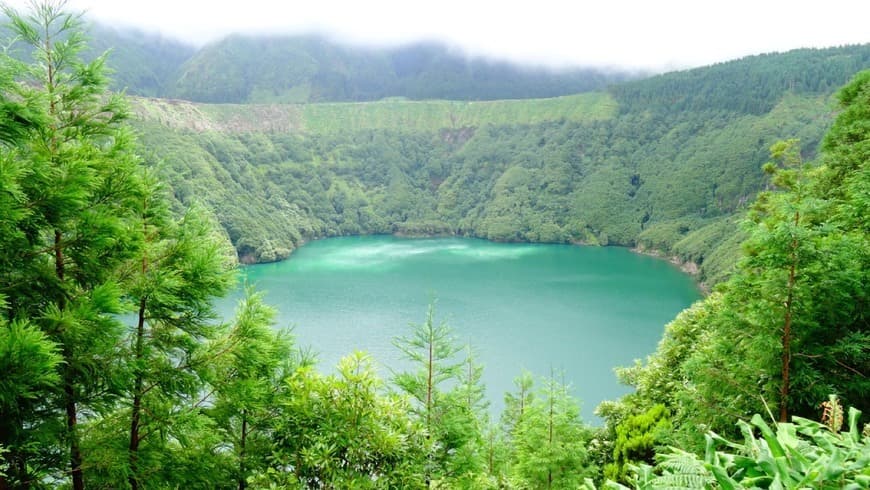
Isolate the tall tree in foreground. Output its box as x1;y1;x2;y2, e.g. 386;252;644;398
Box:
0;2;143;488
207;288;295;490
118;170;234;489
393;304;490;487
510;372;596;489
738;138;820;422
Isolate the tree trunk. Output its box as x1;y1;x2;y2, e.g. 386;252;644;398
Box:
780;267;794;423
779;211;799;423
426;333;433;432
238;409;248;490
547;380;554;489
128;298;147;490
56;230;84;490
487;431;494;475
65;365;84;490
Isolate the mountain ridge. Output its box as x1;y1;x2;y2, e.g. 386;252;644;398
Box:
86;25;637;103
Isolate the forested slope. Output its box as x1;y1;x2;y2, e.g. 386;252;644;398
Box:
84;24;196;97
131;43;870;285
595;70;869;488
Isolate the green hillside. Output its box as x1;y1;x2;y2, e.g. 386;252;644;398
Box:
611;46;870;115
85;24;196;97
127;44;870;286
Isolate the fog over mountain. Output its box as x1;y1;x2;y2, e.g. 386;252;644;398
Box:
76;24;641;102
4;0;869;70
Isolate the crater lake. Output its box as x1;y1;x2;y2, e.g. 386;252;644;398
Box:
215;236;701;420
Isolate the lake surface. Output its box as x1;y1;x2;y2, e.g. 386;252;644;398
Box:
215;236;700;421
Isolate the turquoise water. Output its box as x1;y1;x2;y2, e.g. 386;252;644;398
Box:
215;236;700;421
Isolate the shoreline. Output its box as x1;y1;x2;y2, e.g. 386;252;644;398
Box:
237;232;710;293
629;244;709;294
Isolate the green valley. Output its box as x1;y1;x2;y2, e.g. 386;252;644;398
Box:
130;44;870;285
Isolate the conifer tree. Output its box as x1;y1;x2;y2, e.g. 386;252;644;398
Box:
440;344;489;486
0;2;143;487
207;288;294;490
502;369;535;439
511;372;596;489
118;169;234;489
393;303;488;486
740;138;819;421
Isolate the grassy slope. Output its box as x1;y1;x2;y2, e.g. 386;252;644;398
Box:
133;92;616;133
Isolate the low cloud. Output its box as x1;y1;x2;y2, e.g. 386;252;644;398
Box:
4;0;869;71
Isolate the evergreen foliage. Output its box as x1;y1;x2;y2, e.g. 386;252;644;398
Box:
118;171;235;489
601;70;870;468
509;373;597;488
0;3;143;487
610;45;870;115
393;304;492;487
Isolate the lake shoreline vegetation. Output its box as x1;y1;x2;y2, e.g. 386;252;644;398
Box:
0;2;867;488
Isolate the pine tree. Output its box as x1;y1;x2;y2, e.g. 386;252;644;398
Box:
0;2;143;487
119;170;234;489
394;303;487;486
742;138;819;421
207;287;294;490
502;369;535;439
440;344;489;486
510;372;596;489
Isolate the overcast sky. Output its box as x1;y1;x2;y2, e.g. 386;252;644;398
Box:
5;0;869;70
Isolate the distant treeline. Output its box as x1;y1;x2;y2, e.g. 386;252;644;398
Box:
610;45;870;115
79;25;634;103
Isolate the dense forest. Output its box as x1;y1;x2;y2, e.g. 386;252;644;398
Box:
0;2;868;489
